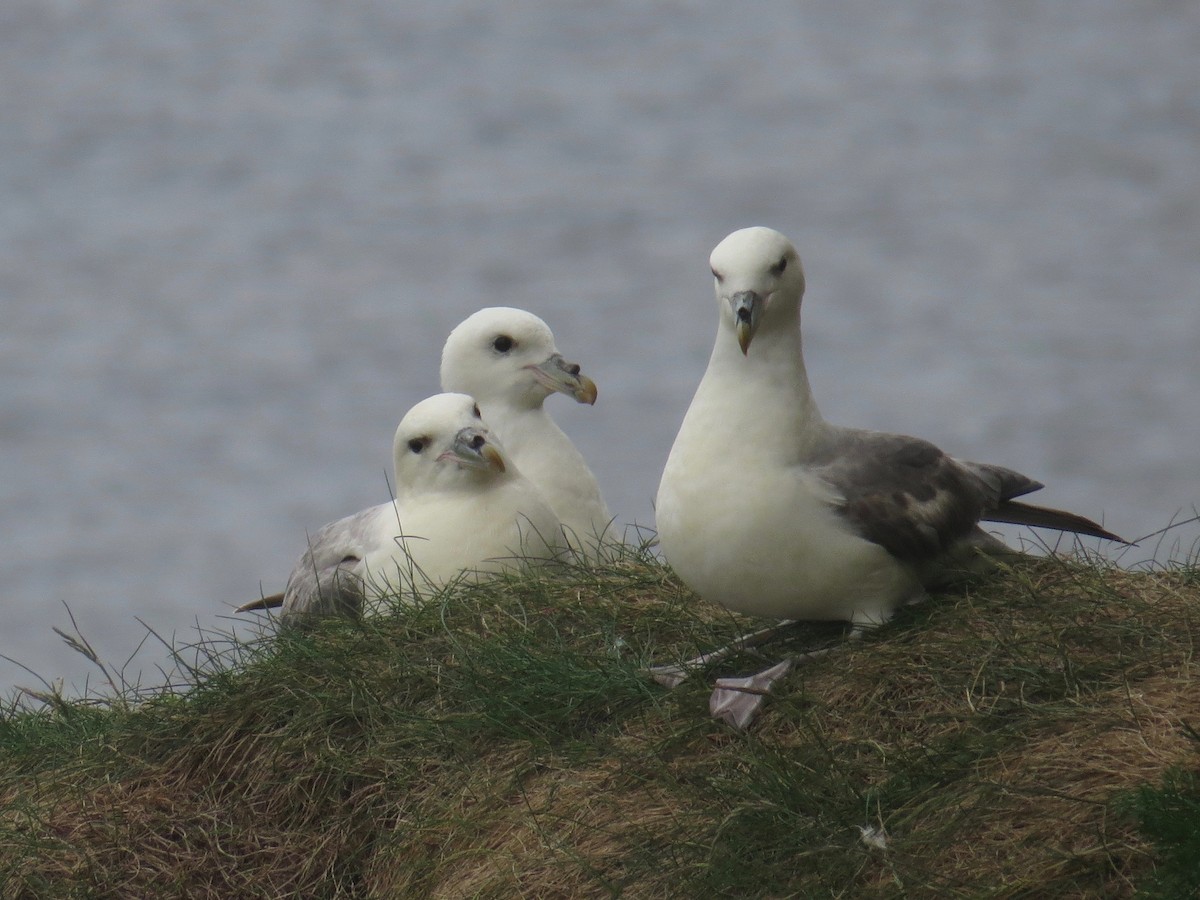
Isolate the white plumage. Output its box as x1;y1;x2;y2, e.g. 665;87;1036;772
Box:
655;226;1121;726
441;307;612;553
243;393;560;622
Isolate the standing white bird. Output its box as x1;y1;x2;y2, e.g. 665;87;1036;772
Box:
441;307;612;554
655;226;1123;727
238;393;560;622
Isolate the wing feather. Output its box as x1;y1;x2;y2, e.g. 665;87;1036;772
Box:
811;429;1003;561
280;505;388;619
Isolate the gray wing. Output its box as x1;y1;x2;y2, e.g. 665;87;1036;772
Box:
979;498;1125;543
808;428;1043;562
281;504;389;620
955;458;1124;542
234;591;285;613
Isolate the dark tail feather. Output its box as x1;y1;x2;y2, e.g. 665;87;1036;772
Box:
236;591;285;613
985;500;1128;544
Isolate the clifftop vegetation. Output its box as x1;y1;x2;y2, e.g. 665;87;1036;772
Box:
1;538;1197;897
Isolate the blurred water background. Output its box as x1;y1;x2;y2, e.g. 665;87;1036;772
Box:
2;1;1197;696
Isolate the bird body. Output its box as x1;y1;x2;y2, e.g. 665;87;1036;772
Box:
657;226;1121;630
245;393;560;621
656;288;916;624
477;401;608;543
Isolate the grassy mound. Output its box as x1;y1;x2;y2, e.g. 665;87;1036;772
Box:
1;543;1197;897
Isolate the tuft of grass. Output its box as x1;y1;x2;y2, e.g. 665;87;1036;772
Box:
1116;761;1200;899
0;537;1198;897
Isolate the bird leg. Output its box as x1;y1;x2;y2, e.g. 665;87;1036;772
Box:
709;660;796;729
709;628;865;729
647;620;799;688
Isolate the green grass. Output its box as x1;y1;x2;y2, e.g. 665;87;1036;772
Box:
1;538;1198;898
1116;763;1200;899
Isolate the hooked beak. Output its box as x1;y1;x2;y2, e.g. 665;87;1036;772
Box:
437;426;506;473
731;291;764;355
526;353;598;405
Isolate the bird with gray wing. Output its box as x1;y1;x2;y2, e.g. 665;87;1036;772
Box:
655;226;1124;728
237;393;560;623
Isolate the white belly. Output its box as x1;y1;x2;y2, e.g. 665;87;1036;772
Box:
360;487;558;600
656;458;917;624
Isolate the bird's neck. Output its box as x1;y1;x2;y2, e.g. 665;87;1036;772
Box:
396;466;511;501
692;312;825;456
482;402;557;455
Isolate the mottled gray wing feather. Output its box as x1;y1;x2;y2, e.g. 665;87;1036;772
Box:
953;458;1044;505
984;499;1125;543
809;428;1041;562
234;591;284;613
282;504;388;619
953;459;1123;541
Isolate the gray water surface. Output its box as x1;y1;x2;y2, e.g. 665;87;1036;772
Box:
3;1;1198;697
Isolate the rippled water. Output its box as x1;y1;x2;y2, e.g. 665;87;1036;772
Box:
3;1;1198;695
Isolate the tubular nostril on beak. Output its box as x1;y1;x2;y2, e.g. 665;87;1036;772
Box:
566;362;580;376
469;434;485;450
737;307;753;324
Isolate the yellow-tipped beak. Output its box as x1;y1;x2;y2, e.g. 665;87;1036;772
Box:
735;321;753;355
439;427;507;473
480;442;506;473
731;290;763;355
573;374;598;405
528;354;599;405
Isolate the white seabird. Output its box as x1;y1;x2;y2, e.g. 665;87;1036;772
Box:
655;226;1123;728
440;307;612;554
238;393;560;622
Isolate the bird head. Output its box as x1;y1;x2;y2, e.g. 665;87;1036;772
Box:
708;227;806;355
392;393;509;494
441;307;598;410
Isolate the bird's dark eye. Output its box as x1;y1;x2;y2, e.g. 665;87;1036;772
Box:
492;335;514;353
408;437;428;454
770;255;788;276
472;404;481;418
711;267;724;283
